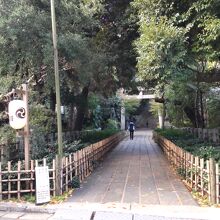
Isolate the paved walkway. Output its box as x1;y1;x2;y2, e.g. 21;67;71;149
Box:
66;130;197;206
1;130;220;219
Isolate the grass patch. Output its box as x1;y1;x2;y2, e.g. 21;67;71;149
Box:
192;191;212;207
50;190;73;204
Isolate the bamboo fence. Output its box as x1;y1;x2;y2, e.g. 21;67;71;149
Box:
154;132;220;204
0;158;56;200
0;130;96;164
61;132;124;193
0;132;124;200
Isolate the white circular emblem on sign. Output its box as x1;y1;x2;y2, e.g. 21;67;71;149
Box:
8;100;26;129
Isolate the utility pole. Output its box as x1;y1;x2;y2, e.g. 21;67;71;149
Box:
50;0;63;195
22;84;30;170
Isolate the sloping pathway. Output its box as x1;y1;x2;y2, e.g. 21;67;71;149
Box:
66;130;197;206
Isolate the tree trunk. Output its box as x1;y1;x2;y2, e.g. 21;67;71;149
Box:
49;89;56;112
74;86;89;131
195;89;199;128
68;103;76;131
199;90;205;128
184;106;204;128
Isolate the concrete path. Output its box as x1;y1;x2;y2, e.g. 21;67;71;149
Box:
50;205;220;220
67;130;197;206
1;130;220;219
0;204;220;220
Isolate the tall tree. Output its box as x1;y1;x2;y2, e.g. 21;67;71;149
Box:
133;0;220;127
96;0;139;92
0;0;122;131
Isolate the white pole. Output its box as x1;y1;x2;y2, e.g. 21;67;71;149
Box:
121;105;125;130
22;84;30;170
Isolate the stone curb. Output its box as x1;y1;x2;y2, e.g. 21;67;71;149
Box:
0;202;57;214
0;202;220;220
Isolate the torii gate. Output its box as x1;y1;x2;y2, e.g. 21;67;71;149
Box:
120;91;155;130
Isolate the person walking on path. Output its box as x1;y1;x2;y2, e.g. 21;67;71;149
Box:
128;120;135;140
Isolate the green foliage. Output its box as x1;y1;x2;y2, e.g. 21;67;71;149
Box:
80;129;118;144
134;16;187;87
88;94;102;129
149;100;163;118
155;128;220;162
124;99;140;116
133;0;220;128
32;129;119;162
63;141;85;156
104;96;121;121
0;0;126;133
30;128;53;160
165;81;195;127
155;128;192;142
70;176;80;188
195;146;215;161
0;0;138;137
206;96;220;128
86;94;122;130
95;0;138;91
0;75;22;94
0;124;16;144
29;104;56;160
92;104;102;129
0;0;50;77
50;191;72;204
88;94;101;110
106;119;119;130
30;104;55;133
21;195;35;203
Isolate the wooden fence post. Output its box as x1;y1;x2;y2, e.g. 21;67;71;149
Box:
216;163;219;204
190;155;194;189
200;158;204;196
0;162;2;200
195;156;199;191
209;158;216;204
65;157;68;192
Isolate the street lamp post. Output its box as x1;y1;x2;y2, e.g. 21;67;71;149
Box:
50;0;63;196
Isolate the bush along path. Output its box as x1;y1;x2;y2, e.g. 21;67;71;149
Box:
154;128;220;205
155;128;220;163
